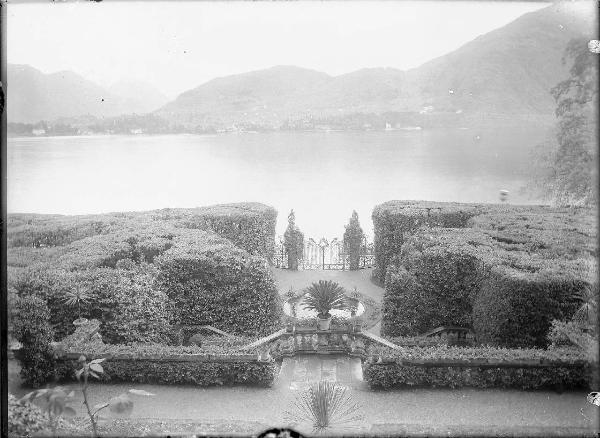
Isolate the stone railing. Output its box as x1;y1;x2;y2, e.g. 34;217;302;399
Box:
240;326;403;359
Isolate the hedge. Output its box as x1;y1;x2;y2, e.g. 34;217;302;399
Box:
53;341;274;387
155;229;283;336
55;358;276;387
363;346;591;390
380;223;596;347
12;295;57;388
9;265;173;343
152;203;277;260
7;213;126;248
372;201;484;282
9;221;282;341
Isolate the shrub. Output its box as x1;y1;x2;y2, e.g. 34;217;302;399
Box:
381;247;479;337
473;265;586;347
372;201;483;282
363;345;590;390
97;265;172;344
343;211;365;270
8;393;53;437
13;295;57;387
284;210;304;271
155;229;283;336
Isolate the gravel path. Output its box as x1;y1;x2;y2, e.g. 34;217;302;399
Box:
9;360;598;435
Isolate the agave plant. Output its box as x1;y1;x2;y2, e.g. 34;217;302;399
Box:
283;380;363;433
572;285;598;330
302;280;348;318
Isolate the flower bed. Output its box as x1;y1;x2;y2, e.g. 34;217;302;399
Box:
363;345;591;390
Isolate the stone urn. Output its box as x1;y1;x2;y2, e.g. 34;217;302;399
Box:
317;314;332;331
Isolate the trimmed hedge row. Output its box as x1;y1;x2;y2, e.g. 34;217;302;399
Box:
363;362;590;390
55;358;276;387
363;346;590;390
372;201;484;282
381;223;596;347
53;340;274;387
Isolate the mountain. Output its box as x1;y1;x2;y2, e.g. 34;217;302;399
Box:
7;65;168;123
156;2;597;129
158;65;331;127
107;80;169;115
404;1;599;116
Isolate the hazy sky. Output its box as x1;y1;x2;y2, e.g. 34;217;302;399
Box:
8;1;548;98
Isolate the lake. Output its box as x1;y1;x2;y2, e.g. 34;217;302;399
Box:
7;127;549;237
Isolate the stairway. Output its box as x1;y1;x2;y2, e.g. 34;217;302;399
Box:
276;354;366;390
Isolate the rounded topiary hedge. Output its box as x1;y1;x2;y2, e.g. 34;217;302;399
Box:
379;217;596;348
372;201;483;282
155;229;283;336
160;203;278;261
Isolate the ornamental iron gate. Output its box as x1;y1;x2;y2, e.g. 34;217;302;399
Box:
273;236;374;270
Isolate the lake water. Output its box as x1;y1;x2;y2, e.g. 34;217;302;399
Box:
8;127;548;237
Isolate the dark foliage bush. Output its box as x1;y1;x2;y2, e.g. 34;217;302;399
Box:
372;201;482;282
155;229;282;336
12;295;57;387
363;345;590;390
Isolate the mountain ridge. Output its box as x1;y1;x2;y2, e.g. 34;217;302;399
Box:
8;2;597;128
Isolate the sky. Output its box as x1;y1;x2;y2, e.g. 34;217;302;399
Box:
8;1;549;99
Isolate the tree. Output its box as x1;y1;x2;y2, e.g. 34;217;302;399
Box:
283;210;304;271
343;211;364;270
532;38;598;205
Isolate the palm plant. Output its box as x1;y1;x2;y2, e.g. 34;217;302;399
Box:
61;287;92;320
283;380;363;433
302;280;348;318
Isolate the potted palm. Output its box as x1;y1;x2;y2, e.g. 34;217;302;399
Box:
302;280;348;331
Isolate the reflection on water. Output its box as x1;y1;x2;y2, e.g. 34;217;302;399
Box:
8;128;547;236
